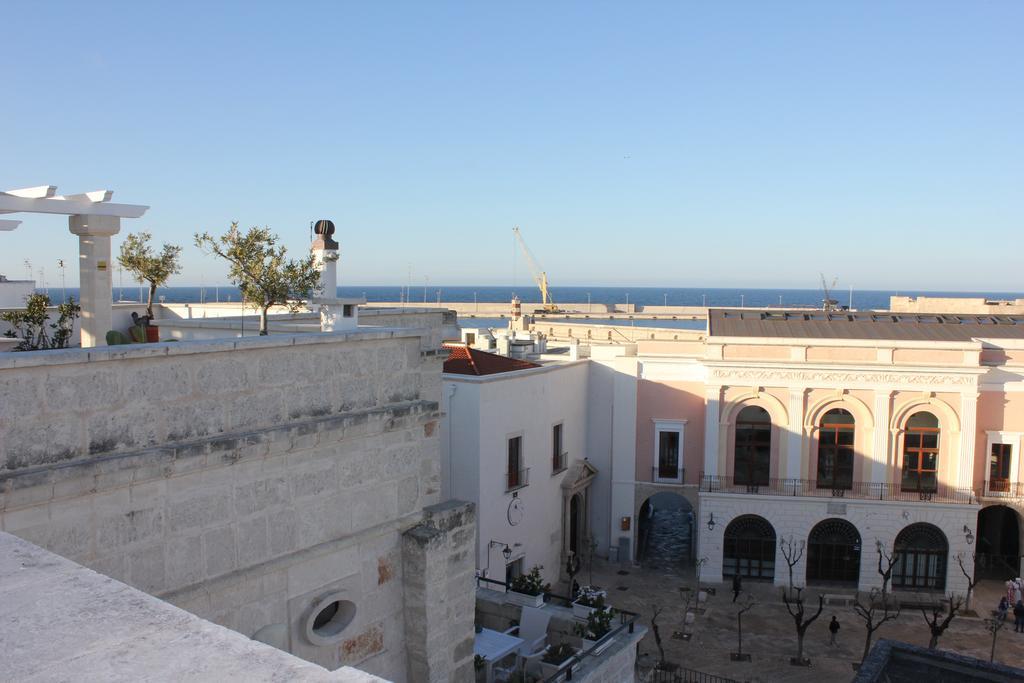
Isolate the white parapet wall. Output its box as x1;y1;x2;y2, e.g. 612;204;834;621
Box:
0;530;386;682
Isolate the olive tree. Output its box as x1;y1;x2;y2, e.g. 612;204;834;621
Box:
117;232;182;319
195;223;320;335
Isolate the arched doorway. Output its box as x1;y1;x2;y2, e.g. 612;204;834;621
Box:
637;491;693;573
893;523;948;591
977;505;1021;580
806;519;861;586
569;493;582;556
723;515;776;581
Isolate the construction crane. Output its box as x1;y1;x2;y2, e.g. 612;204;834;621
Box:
512;226;558;312
820;273;840;312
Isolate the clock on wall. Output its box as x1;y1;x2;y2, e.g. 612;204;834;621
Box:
507;497;524;526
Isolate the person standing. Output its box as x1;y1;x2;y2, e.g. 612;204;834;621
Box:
732;574;742;603
998;596;1009;622
1014;600;1024;633
828;616;840;646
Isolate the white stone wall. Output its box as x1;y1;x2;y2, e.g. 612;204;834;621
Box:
697;492;977;596
443;360;589;588
0;331;451;681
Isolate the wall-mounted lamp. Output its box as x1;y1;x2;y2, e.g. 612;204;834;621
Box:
707;513;716;532
963;525;974;546
621;516;631;531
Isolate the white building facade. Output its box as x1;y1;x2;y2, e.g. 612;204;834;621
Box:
441;354;595;590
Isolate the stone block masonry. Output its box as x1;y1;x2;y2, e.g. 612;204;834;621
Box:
0;329;467;682
402;500;477;683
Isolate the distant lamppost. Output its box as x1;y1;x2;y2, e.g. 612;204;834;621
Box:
663;293;667;306
702;293;706;307
587;292;591;313
740;294;745;308
58;259;66;304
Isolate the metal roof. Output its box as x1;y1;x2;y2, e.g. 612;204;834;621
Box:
708;309;1024;342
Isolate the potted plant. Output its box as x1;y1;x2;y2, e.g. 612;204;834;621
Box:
508;565;550;608
574;605;616;655
117;231;181;342
473;654;487;683
539;642;577;682
571;585;608;619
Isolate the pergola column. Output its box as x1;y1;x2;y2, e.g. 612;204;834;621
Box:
69;214;120;347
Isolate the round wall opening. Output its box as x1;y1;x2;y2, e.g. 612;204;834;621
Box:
305;595;357;646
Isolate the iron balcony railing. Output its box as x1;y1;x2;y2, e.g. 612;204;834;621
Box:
652;466;684;482
983;480;1024;498
506;467;530;492
699;474;976;505
475;576;639;682
552;451;568;474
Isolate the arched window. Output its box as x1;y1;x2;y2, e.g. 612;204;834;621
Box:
807;519;861;585
817;409;855;490
734;406;771;487
893;523;948;591
723;515;776;580
902;412;940;493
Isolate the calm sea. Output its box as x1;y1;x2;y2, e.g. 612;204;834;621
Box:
45;285;1024;311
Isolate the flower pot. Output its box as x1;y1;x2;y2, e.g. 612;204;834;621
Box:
572;601;597;619
582;636;613;656
145;325;160;343
539;659;572;682
507;590;545;608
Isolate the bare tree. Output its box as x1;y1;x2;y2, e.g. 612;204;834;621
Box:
986;614;1007;663
732;594;756;661
956;553;978;612
852;588;901;663
650;605;666;666
695;556;708;593
679;587;697;633
921;595;964;649
782;587;824;664
876;540;898;596
779;536;805;592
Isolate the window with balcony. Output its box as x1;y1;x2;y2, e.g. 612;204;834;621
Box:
507;435;528;491
552;423;567;473
901;412;939;494
990;443;1012;493
653;420;685;482
734;406;771;487
816;409;854;490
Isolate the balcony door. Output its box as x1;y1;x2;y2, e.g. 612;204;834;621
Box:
734;406;771;487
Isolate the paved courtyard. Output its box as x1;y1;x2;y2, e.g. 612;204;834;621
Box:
567;558;1024;682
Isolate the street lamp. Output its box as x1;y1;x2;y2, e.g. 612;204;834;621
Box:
963;525;975;545
707;513;717;532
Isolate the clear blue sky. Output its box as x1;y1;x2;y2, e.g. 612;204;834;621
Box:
2;1;1021;291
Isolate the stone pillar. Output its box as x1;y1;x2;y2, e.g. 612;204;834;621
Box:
786;389;805;479
69;214;120;347
402;500;476;683
872;392;892;483
958;393;978;490
703;385;721;477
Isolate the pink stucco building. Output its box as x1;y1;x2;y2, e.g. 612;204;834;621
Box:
603;309;1024;595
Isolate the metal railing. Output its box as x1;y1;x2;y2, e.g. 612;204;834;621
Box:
506;467;530;492
652;466;684;482
983;480;1024;498
475;576;639;682
646;666;740;683
699;474;975;505
552;451;568;474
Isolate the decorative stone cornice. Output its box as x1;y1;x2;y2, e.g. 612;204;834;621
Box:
709;367;978;389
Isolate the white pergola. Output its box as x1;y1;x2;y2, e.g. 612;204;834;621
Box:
0;185;149;347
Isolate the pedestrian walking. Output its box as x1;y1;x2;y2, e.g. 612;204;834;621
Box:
828;615;840;646
732;574;742;603
1013;600;1024;633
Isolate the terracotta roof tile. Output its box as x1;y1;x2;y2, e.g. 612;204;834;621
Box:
443;344;541;376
